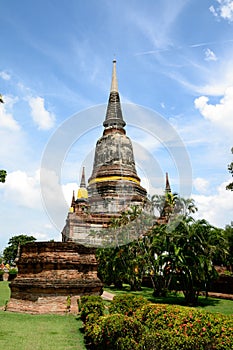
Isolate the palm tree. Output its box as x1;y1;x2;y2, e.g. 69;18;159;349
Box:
226;147;233;191
174;197;198;217
0;170;7;183
151;194;166;216
168;218;226;305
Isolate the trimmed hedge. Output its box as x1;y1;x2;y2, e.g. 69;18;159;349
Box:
108;293;148;316
79;295;104;324
139;330;209;350
136;303;233;350
79;295;103;305
84;313;144;350
82;294;233;350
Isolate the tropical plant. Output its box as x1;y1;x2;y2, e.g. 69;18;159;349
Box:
226;147;233;191
97;205;152;290
174;197;198;217
96;247;126;288
151;193;197;220
0;170;7;183
166;218;227;304
141;217;226;304
224;222;233;270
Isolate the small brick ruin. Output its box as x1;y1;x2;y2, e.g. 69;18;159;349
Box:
6;242;103;314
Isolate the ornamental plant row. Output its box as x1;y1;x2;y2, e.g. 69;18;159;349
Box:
81;294;233;350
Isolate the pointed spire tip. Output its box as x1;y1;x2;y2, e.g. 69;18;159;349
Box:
80;167;86;188
110;59;118;93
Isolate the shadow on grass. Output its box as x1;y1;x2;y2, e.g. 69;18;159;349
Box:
105;285;221;308
148;293;221;308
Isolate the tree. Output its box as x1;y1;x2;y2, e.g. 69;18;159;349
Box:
226;147;233;191
0;170;7;183
96;205;151;290
164;218;226;305
142;223;170;296
174;197;198;217
224;222;233;270
96;247;126;289
3;234;36;264
151;194;166;216
151;193;198;220
142;217;226;305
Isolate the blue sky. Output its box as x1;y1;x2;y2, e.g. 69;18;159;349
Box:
0;0;233;251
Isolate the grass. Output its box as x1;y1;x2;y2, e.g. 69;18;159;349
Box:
0;282;86;350
104;284;233;315
0;281;10;306
1;281;233;349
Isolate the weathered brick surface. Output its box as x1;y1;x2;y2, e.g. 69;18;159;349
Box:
7;242;103;314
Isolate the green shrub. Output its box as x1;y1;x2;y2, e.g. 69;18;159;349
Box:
82;295;233;350
84;313;144;350
139;330;212;350
108;293;148;316
80;300;104;324
79;295;103;305
136;303;233;350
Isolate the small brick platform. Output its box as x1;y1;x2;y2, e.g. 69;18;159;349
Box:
7;242;103;314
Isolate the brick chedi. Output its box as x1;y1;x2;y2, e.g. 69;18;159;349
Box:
7;242;103;314
62;60;148;244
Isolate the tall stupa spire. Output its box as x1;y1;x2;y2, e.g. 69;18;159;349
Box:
80;166;86;188
62;60;148;244
165;172;171;193
87;60;147;215
103;59;126;130
110;59;118;92
77;167;88;199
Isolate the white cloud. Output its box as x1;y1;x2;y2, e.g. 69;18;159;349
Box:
28;96;55;130
210;0;233;22
0;71;11;80
170;61;233;96
193;180;233;228
204;48;217;61
62;182;79;206
32;232;52;241
194;86;233;132
32;231;61;242
0;97;20;130
193;177;210;193
1;170;41;209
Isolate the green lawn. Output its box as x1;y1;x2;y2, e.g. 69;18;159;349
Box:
0;282;86;350
1;281;233;350
104;284;233;315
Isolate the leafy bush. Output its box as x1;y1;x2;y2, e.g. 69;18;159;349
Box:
139;330;210;350
84;313;144;350
82;295;233;350
108;293;148;316
80;299;104;324
79;295;103;305
136;303;233;350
